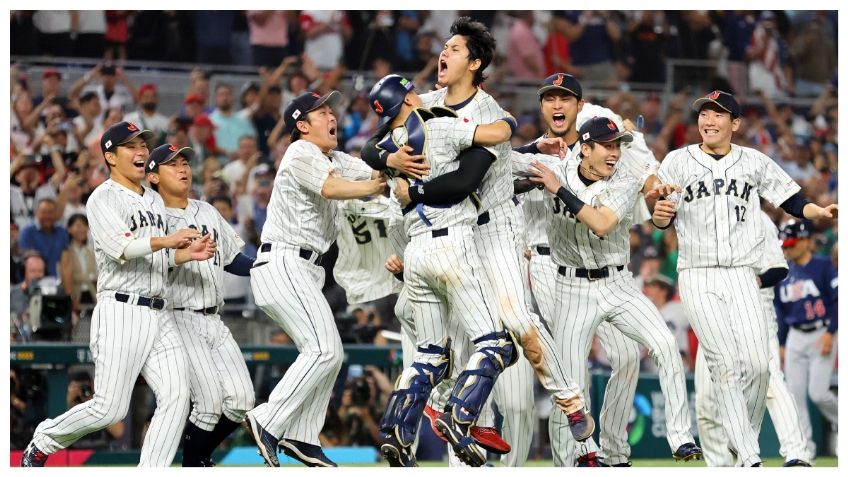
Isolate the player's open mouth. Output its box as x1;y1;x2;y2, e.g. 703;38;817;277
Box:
703;128;720;136
133;159;145;170
605;159;617;169
438;60;448;76
329;126;337;137
552;113;566;127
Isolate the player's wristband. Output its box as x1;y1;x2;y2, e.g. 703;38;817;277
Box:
500;117;518;136
555;186;585;215
650;217;674;230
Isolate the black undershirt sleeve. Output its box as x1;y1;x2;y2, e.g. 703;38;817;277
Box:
758;267;788;289
779;192;811;218
360;121;394;171
513;142;540;154
407;147;495;205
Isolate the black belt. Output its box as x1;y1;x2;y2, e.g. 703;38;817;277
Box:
174;306;219;315
260;243;323;265
115;292;165;310
792;320;828;333
536;246;551;255
477;196;519;226
431;228;448;238
557;265;624;280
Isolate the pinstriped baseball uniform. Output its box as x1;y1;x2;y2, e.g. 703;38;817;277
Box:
658;143;802;466
248;139;374;445
519;136;642;466
334;195;403;304
163;200;255;432
547;159;695;461
421;89;582;466
696;211;811;465
29;180;190;467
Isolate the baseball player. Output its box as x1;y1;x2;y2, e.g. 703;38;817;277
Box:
696;211;812;467
360;19;594;465
243;91;386;468
652;90;838;467
145;144;256;467
514;74;643;467
365;73;522;467
775;219;838;460
530;116;702;466
22;122;216;467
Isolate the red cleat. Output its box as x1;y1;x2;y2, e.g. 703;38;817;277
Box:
423;405;512;454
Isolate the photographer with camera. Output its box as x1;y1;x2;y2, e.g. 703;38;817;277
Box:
337;366;394;447
11;368;46;450
66;371;127;449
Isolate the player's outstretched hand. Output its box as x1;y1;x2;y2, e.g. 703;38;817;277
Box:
644;183;682;202
536;137;567;159
385;254;404;274
188;234;216;261
394;177;411;207
387;145;429;179
166;228;202;249
528;160;562;194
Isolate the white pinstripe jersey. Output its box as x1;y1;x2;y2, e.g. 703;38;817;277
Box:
519;140;578;248
388;115;479;237
756;211;788;303
420;88;512;212
261;139;374;253
87;180;170;298
657;144;800;270
164;200;245;309
334;195;403;303
548;159;641;269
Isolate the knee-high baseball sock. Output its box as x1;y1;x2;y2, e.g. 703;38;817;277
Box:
204;415;242;458
182;420;212;467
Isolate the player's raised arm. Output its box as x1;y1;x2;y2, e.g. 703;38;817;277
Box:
471;115;516;146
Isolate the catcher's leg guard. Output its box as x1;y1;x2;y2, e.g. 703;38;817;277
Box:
379;339;452;447
447;330;516;425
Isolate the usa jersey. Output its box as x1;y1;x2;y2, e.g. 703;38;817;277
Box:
775;255;838;333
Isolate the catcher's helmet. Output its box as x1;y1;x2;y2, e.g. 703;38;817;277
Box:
369;74;414;121
779;219;812;248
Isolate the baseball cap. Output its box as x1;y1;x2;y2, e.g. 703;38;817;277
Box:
184;93;204;106
645;274;675;289
642;245;660;260
369;74;415;121
779;220;812;248
42;68;61;80
537;73;582;100
138;83;157;96
692;90;741;119
283;90;341;138
578;116;633;144
100;121;154;155
146;143;197;172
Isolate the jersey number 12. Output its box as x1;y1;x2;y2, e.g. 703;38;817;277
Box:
735;205;747;222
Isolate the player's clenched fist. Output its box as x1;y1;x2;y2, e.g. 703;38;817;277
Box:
652;199;676;228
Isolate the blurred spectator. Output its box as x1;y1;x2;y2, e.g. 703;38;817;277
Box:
237;81;261;120
299;11;350;71
104;11;131;61
642;275;692;371
746;11;791;98
507;12;545;82
340;93;378;152
790;18;836;97
123;84;169;145
10;158;58;229
721;11;757;94
637;245;662;288
247;11;291;67
625;11;667;84
11;221;25;285
251;85;283;157
10;11;39;56
10;253;47;340
238;163;275;242
181;93;206;125
543;11;574;77
210;83;258;157
345;11;395;71
188;114;222;160
561;11;622;84
221;135;260;187
347;305;382;344
75;11;106;58
19;198;69;277
73;91;104;146
393;11;421;71
58;171;88;226
211;195;254;318
59;214;97;313
193;11;235;64
33;68;70;112
70;64;136;115
10;368;46;449
33;102;80;157
33;11;75;57
230;11;252;66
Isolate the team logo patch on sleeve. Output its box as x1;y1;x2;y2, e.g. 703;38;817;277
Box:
124;232;132;237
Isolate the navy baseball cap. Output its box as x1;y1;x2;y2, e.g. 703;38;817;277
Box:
537;73;582;100
146;143;197;172
578;116;633;144
283;90;341;138
369;74;415;121
100;121;154;155
779;220;812;248
692;90;741;119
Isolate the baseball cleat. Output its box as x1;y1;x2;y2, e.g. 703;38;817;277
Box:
576;452;609;467
612;461;633;467
379;432;417;467
244;412;279;467
424;404;448;442
434;414;486;467
783;459;811;467
672;442;703;461
280;439;337;467
472;426;511;454
21;442;49;467
566;408;596;442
